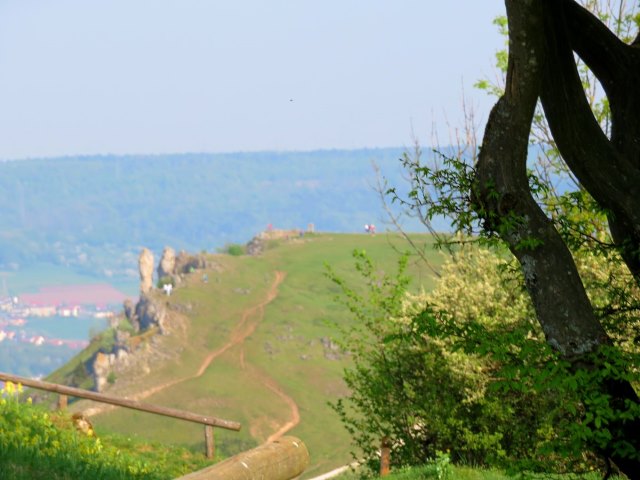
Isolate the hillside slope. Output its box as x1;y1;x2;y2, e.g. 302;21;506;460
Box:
48;233;443;478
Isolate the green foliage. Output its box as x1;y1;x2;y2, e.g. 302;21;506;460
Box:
327;249;542;471
328;245;640;474
224;243;246;256
0;382;162;479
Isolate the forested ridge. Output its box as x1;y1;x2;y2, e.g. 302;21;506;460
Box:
0;148;419;279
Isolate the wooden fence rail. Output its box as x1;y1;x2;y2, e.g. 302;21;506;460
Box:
0;371;240;459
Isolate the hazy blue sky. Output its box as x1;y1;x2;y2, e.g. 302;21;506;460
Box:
0;1;504;159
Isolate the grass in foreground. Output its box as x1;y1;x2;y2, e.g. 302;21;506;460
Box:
0;382;213;480
335;463;623;480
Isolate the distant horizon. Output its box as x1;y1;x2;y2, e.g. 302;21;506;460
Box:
0;144;420;163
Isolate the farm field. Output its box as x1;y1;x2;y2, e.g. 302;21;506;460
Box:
52;232;443;478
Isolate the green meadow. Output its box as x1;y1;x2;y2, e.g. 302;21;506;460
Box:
48;233;443;478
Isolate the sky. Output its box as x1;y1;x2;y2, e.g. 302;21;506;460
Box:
0;1;505;160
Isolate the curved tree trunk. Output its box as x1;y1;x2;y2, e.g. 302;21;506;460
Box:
474;0;640;476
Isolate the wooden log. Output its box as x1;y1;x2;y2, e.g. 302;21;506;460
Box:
0;371;240;431
176;436;309;480
204;425;215;459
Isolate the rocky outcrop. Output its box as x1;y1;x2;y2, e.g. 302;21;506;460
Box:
174;250;207;274
138;248;154;294
158;247;176;279
86;247;217;393
246;236;265;256
91;351;111;392
123;299;135;322
87;329;133;392
135;293;167;333
320;336;345;361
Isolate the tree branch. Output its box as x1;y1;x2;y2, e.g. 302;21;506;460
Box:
540;0;640;282
562;0;629;91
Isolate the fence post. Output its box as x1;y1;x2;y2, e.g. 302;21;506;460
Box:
205;425;214;459
380;436;391;476
57;394;68;411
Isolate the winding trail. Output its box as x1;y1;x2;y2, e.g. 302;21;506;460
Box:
86;270;301;442
239;346;301;443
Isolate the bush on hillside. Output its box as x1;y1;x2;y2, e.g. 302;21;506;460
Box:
219;243;245;256
327;247;633;475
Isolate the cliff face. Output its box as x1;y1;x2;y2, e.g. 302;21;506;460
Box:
135;294;167;333
87;299;187;393
89;349;129;392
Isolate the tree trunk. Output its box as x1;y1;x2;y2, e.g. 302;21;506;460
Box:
475;0;640;475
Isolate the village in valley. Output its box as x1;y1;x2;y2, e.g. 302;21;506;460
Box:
0;291;121;349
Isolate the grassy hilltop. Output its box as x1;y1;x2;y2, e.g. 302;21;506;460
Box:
46;232;443;478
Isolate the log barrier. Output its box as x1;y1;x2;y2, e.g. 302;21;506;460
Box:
176;436;309;480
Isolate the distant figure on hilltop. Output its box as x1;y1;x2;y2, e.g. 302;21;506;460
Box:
138;248;154;294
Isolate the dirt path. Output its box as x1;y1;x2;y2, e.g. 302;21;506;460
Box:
194;270;285;378
84;270;299;443
239;346;301;443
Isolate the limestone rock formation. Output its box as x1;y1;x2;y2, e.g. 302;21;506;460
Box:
91;351;111;392
245;236;265;256
158;246;176;279
135;293;167;333
138;248;154;294
174;250;206;274
123;299;135;322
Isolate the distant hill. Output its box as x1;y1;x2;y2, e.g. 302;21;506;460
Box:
0;148;440;282
45;233;444;478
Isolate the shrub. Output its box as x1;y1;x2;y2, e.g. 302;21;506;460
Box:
327;247;611;474
225;244;245;256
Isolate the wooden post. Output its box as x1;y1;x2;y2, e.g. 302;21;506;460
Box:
204;425;214;459
380;436;391;476
57;394;68;410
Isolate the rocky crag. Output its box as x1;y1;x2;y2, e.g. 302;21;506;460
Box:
86;248;217;392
